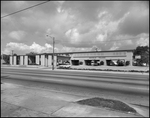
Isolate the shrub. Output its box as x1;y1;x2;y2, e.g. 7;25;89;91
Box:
57;66;148;73
125;61;130;66
79;61;83;65
100;61;104;65
117;60;124;66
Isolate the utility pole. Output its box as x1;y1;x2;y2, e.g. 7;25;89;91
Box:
12;50;14;65
52;37;55;70
46;32;55;70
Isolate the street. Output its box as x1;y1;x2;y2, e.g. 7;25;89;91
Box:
1;67;149;117
1;67;149;106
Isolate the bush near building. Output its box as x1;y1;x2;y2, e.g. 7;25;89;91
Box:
125;61;130;66
57;67;149;73
100;61;104;65
79;61;83;65
117;60;124;66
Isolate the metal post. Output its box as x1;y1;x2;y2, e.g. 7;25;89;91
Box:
52;37;55;70
46;31;55;70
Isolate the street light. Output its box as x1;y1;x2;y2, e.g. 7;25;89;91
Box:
46;33;55;70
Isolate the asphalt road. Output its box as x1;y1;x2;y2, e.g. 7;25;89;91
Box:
1;67;149;95
1;66;149;107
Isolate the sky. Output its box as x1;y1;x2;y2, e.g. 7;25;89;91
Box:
1;1;149;55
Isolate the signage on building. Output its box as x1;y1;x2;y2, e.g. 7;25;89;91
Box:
89;57;97;60
89;57;105;59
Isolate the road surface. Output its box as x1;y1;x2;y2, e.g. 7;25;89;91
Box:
1;66;149;107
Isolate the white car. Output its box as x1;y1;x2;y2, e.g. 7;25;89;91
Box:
59;64;71;68
142;63;146;66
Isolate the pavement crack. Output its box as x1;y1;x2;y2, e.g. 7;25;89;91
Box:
1;101;51;116
51;102;70;116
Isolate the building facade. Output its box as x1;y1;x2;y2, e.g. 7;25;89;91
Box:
9;54;57;67
70;49;134;66
9;49;134;67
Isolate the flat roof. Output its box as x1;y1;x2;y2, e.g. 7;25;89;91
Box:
11;49;135;56
41;49;135;55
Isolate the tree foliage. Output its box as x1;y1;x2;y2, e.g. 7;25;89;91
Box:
13;53;17;56
133;46;149;66
1;54;10;64
125;61;130;66
26;52;37;55
91;46;99;51
117;60;124;66
100;61;104;65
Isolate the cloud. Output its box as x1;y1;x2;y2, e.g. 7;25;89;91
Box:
65;28;80;44
91;45;101;51
118;3;149;36
2;42;55;55
114;35;133;45
109;42;121;50
1;1;149;54
96;33;107;42
65;29;72;37
136;33;149;46
62;1;115;22
57;7;62;13
60;46;97;52
57;1;65;4
45;43;52;49
137;37;149;46
109;33;149;50
9;31;26;41
13;1;26;8
2;42;102;55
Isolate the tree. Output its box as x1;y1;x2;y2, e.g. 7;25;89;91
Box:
91;46;99;51
13;53;17;56
133;46;149;66
2;54;10;64
79;61;83;65
26;52;37;55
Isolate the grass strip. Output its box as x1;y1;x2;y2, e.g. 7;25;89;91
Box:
77;97;137;113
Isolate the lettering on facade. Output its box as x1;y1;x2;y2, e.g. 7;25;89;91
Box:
73;51;127;58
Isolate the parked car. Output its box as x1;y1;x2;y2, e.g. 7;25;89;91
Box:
93;63;99;66
58;63;71;68
109;61;116;66
142;63;146;66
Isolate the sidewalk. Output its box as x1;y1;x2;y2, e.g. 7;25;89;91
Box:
1;83;147;117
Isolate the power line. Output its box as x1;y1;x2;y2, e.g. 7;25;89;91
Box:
1;1;50;19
